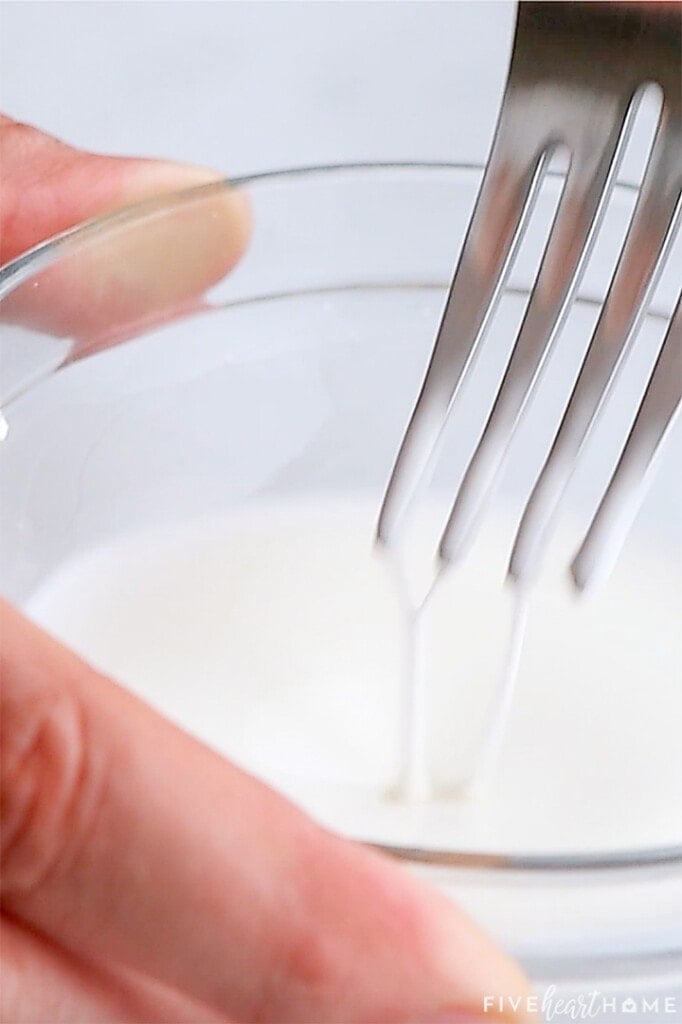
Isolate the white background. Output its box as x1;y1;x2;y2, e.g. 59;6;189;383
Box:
1;0;515;173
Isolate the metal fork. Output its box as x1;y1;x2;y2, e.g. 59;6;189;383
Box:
377;1;681;592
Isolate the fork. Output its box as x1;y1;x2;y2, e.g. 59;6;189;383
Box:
377;1;681;592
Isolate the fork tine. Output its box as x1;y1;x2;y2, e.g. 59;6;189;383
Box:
571;293;682;593
438;95;634;566
510;111;682;585
375;104;548;546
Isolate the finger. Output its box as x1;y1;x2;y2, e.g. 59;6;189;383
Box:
0;915;227;1024
0;600;533;1023
0;116;250;352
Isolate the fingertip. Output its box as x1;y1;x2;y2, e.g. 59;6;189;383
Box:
2;165;252;351
290;823;535;1022
116;156;252;271
1;118;252;347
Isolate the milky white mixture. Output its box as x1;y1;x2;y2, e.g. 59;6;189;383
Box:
26;496;682;855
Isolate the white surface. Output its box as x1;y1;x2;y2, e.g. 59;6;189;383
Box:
1;1;514;173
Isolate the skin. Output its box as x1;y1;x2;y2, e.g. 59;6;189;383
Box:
0;117;535;1024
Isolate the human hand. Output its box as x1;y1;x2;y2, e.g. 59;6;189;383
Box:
0;114;250;355
0;119;534;1024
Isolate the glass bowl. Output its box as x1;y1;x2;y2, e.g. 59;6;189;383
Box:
1;164;680;1003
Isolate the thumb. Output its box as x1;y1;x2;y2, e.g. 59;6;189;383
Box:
1;599;534;1023
0;115;250;351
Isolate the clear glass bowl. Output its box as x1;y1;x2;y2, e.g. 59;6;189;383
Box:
1;164;680;999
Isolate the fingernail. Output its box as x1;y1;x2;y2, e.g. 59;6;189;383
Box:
10;160;251;349
75;160;252;345
425;911;536;1023
358;846;537;1024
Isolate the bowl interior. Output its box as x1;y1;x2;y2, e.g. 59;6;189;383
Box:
1;168;681;966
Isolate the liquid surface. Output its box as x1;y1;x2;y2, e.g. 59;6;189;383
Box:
25;496;682;855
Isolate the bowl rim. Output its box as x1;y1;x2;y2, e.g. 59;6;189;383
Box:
376;841;682;876
0;159;645;300
2;160;679;879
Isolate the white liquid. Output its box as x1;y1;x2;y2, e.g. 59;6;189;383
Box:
25;496;682;855
386;550;528;803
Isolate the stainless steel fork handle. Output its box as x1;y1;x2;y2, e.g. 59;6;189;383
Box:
378;1;681;594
